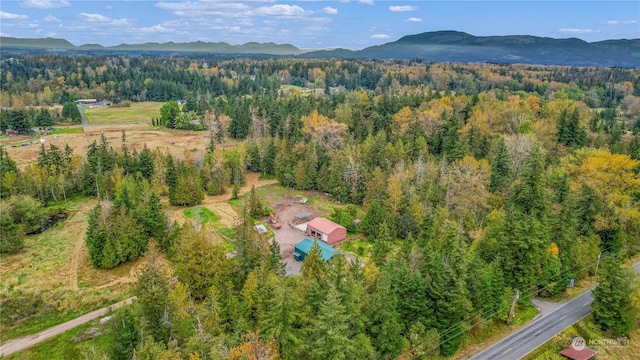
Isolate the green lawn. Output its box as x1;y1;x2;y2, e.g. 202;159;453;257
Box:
83;102;163;124
183;206;219;225
339;236;372;259
47;127;84;135
218;227;236;239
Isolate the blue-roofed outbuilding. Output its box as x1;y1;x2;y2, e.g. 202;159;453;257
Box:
294;238;335;262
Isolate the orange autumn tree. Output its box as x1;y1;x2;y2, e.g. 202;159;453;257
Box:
300;110;348;150
391;106;415;137
227;331;280;360
562;148;640;252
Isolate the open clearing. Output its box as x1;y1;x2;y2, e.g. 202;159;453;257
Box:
82;101;163;124
0;197;138;342
280;84;323;96
1;123;215;169
166;172;278;229
255;185;359;275
269;193;324;275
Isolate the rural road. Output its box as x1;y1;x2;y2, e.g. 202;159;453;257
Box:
470;260;640;360
0;297;136;357
77;105;90;126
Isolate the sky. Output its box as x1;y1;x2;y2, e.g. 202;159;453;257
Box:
1;1;638;49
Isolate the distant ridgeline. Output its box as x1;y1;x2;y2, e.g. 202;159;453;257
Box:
1;30;639;67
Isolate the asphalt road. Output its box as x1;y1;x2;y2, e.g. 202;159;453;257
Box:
470;261;640;360
0;297;135;357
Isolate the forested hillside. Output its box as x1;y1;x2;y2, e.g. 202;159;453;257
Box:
1;54;639;359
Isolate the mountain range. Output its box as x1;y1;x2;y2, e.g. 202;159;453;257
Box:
1;31;638;67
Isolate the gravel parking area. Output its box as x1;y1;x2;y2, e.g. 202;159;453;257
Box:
270;194;322;275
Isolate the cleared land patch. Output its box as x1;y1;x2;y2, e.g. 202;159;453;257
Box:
0;197;133;342
82;102;163;124
1;123;212;169
183;206;220;224
47;127;84;135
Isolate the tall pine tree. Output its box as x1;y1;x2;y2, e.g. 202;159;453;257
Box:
592;255;636;336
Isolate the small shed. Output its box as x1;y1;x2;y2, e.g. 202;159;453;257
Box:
559;346;597;360
294;238;335;262
293;211;314;224
253;224;267;234
306;217;346;245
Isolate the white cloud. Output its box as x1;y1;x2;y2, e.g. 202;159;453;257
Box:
0;11;29;20
44;14;60;22
359;0;374;5
604;20;638;25
323;6;338;15
371;34;390;39
79;13;112;22
150;0;333;46
140;25;173;34
21;0;70;9
406;17;422;22
139;20;190;35
559;28;599;34
156;1;251;15
78;13;131;26
255;4;307;17
389;5;416;12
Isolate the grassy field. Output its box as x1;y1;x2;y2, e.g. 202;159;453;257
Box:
183;206;220;225
254;184;345;214
83;102;163;124
339;235;374;260
47;127;85;135
280;84;323;96
0;196;136;343
2;122;211;169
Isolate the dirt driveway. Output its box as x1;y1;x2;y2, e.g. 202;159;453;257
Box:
0;297;136;357
270;194;323;275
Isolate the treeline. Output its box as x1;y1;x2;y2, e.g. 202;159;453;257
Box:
0;99;81;134
1;55;639;108
2;54;639;138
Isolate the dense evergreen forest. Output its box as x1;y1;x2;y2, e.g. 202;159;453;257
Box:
1;54;639;359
